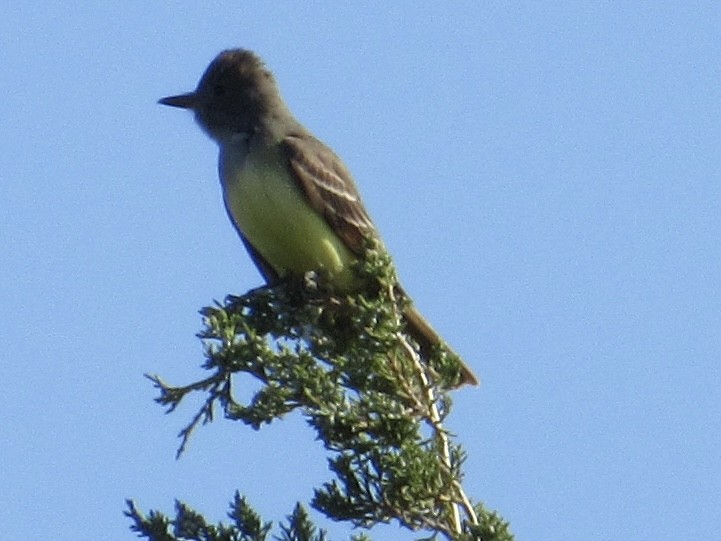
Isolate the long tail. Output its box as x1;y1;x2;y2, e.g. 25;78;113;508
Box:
402;303;479;387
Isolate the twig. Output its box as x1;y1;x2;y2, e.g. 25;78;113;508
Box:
386;284;477;539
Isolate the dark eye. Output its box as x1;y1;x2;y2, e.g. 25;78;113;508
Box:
212;84;226;97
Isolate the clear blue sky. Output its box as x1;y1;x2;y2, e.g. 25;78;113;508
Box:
2;3;719;540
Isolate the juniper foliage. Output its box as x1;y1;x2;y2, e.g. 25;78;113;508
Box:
127;245;513;541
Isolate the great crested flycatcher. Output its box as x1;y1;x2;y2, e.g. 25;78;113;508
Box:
159;49;478;386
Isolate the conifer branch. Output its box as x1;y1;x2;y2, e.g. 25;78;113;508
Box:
129;244;513;540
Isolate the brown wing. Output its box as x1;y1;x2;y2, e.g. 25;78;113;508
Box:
281;134;376;254
282;135;478;387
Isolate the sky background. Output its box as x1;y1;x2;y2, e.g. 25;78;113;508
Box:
1;2;720;540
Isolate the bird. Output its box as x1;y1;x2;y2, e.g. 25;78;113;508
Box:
159;49;478;386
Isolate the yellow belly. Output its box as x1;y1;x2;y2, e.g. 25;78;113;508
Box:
221;147;356;289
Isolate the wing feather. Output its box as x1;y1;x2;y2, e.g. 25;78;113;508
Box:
282;134;376;254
